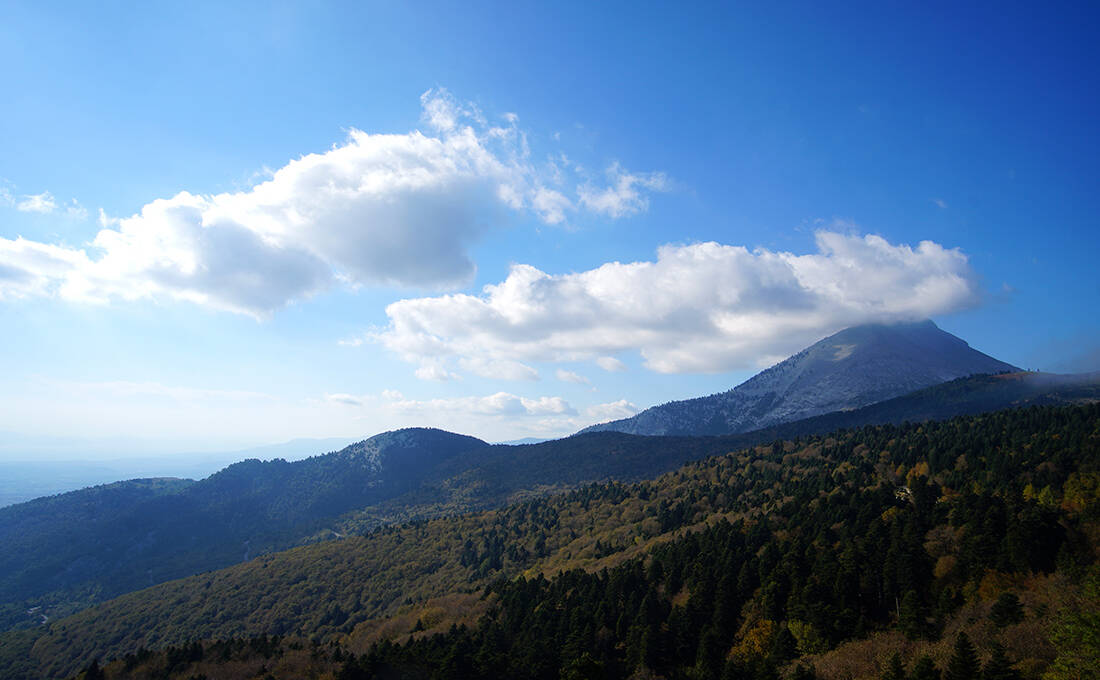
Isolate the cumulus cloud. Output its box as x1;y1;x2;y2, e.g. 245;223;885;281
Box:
596;357;627;372
415;361;459;382
532;187;573;224
325;388;581;433
555;369;590;384
315;387;590;438
375;230;981;375
17;191;57;214
4;187;86;218
0;237;93;300
65;199;88;220
0;90;666;317
579;163;668;218
586;399;639;422
458;357;539;381
97;208;120;227
325;393;367;407
387;391;576;417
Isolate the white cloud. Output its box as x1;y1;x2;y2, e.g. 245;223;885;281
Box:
0;237;94;300
596;356;627;372
532;187;573;224
388;391;576;417
325;392;368;407
376;230;981;375
0;90;667;317
932;198;948;209
578;163;668;218
97;207;120;227
4;186;85;218
65;199;88;220
415;361;459;382
555;368;590;384
17;191;57;214
586;399;639;422
332;388;578;432
420;88;483;132
458;357;539;381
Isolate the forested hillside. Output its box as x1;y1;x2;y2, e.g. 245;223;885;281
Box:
737;371;1100;440
6;371;1095;639
0;429;490;632
3;403;1097;679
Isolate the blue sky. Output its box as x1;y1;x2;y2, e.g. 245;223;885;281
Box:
1;1;1097;456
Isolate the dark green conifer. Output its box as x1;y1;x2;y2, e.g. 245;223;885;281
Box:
81;659;105;680
909;655;940;680
899;590;923;639
881;652;906;680
981;641;1020;680
988;593;1024;628
768;623;798;663
694;626;725;680
944;632;981;680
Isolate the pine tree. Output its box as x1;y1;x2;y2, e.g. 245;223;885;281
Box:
981;641;1020;680
988;593;1024;628
768;623;798;663
561;652;605;680
899;590;923;639
694;626;725;680
81;659;106;680
910;655;940;680
881;652;906;680
944;632;981;680
337;656;372;680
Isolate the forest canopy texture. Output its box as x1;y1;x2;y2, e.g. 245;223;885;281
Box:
2;403;1098;680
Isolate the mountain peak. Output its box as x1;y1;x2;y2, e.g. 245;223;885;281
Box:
585;320;1018;436
333;428;488;470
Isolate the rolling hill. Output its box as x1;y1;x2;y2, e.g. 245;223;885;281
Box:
3;369;1097;639
2;402;1096;680
0;429;489;630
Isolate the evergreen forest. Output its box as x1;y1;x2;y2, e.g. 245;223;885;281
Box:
0;403;1096;679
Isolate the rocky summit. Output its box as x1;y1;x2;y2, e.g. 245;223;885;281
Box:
582;320;1019;436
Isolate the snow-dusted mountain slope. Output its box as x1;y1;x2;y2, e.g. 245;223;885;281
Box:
582;320;1019;436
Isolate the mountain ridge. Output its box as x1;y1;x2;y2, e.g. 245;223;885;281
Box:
582;320;1019;436
4;401;1096;680
0;330;1067;644
2;363;1085;636
0;428;490;631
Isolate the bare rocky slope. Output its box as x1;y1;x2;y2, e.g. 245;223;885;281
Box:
582;320;1019;436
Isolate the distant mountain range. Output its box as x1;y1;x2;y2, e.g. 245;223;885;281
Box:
582;320;1018;436
5;401;1098;680
0;437;357;509
5;320;1096;643
0;429;488;629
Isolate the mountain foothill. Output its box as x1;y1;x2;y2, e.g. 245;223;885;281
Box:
2;320;1098;680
